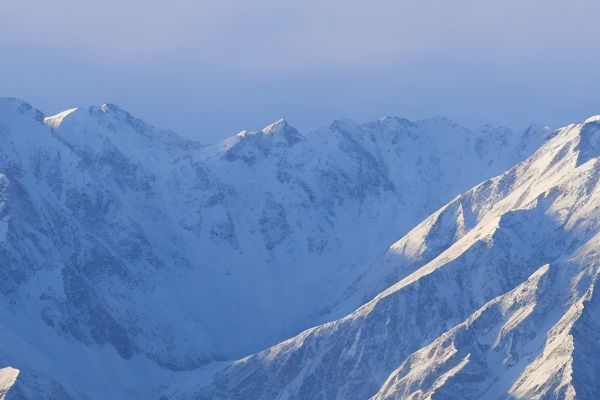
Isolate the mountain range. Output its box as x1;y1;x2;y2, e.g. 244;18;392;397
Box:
5;97;597;399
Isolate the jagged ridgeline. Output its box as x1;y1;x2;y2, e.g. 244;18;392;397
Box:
0;98;551;399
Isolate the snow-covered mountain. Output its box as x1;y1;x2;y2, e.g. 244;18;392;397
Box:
173;115;600;399
0;97;549;399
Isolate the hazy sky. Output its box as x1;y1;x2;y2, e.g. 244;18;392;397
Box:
2;1;600;141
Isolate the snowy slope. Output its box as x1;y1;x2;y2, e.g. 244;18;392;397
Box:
0;97;546;399
0;367;19;399
174;116;600;399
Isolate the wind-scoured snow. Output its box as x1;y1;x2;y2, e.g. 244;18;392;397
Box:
0;97;550;399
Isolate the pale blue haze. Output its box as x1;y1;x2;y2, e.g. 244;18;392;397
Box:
2;0;600;140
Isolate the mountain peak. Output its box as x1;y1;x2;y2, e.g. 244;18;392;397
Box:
43;108;78;128
99;103;125;114
261;118;303;143
261;118;289;135
221;119;303;163
40;103;129;130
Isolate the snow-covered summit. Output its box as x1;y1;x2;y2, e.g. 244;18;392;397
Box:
220;118;304;164
43;108;78;128
261;118;290;134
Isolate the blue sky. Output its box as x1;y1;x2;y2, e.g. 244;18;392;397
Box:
2;0;600;141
